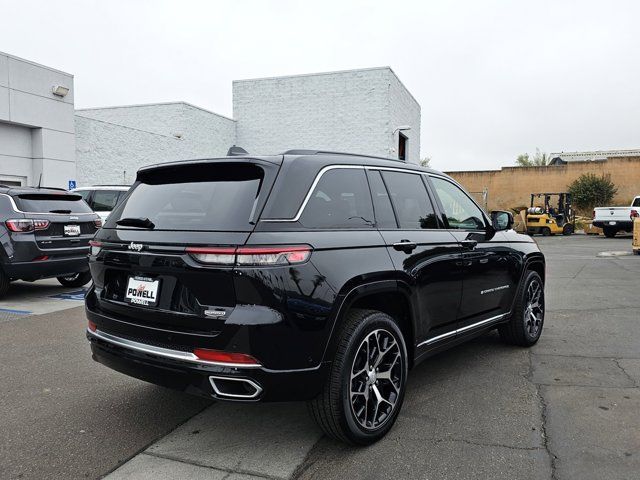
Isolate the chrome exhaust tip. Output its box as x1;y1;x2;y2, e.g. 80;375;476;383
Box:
208;375;263;400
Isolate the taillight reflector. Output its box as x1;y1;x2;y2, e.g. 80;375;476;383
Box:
193;348;260;365
186;245;312;266
6;219;50;232
88;320;97;332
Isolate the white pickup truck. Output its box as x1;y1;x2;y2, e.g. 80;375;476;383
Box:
593;196;640;237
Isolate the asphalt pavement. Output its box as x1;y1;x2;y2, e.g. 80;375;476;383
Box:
1;234;638;480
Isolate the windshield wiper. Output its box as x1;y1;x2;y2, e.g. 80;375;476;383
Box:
50;209;72;214
116;217;155;229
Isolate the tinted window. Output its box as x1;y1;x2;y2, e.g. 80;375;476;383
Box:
107;163;265;231
382;171;438;229
76;190;91;201
299;169;374;228
14;194;93;214
633;197;640;207
368;171;397;228
430;176;486;230
91;190;121;211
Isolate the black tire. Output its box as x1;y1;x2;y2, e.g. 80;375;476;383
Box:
0;268;10;299
57;271;92;288
541;227;551;236
603;227;617;238
308;309;408;445
562;224;574;236
499;270;544;347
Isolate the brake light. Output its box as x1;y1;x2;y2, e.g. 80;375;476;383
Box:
5;219;50;232
236;246;312;265
186;247;236;265
186;245;312;266
89;240;102;256
193;348;260;365
631;209;639;219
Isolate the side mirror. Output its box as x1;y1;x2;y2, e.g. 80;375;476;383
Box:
491;210;514;231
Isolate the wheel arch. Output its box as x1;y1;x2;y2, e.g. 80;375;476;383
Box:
321;280;416;369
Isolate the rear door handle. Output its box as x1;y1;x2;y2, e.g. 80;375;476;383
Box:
461;240;478;250
393;240;417;253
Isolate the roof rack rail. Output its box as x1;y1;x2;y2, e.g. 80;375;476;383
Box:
281;149;406;163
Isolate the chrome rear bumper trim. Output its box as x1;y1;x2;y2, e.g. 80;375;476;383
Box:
87;328;262;369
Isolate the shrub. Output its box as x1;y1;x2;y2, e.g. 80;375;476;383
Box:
567;174;618;213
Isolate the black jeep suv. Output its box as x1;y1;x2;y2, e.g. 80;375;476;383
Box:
0;186;101;297
85;151;545;444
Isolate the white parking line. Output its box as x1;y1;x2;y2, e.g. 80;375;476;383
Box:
106;402;322;480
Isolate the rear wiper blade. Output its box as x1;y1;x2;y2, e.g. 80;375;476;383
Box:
50;209;72;214
116;217;155;229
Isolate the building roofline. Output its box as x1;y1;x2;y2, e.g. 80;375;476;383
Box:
233;66;420;108
0;50;73;77
233;66;393;84
75;101;236;122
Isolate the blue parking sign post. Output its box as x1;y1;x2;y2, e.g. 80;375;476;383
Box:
68;180;76;190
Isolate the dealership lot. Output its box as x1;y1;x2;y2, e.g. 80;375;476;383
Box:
0;235;638;480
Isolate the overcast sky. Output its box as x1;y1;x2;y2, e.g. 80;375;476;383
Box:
1;0;639;171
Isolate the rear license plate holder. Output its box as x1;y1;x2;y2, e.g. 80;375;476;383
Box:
64;224;81;236
125;276;160;307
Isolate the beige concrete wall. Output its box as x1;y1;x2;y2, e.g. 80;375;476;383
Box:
446;156;640;212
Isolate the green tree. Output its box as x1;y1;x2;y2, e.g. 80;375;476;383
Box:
567;173;618;212
515;148;549;167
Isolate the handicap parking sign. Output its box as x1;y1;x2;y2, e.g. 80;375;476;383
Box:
68;180;77;190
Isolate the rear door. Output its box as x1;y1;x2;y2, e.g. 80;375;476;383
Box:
371;169;463;345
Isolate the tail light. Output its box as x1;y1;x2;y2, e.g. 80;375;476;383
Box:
631;209;639;219
6;219;50;232
186;245;312;266
186;247;236;265
89;240;102;256
193;348;260;365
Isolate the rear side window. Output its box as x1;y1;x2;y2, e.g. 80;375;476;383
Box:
633;197;640;207
91;190;121;212
14;194;93;214
107;163;265;231
368;171;397;228
299;169;374;229
382;172;438;229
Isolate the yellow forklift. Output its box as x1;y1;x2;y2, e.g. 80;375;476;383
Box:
526;192;575;236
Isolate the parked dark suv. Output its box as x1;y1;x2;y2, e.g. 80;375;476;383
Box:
85;151;545;444
0;186;101;297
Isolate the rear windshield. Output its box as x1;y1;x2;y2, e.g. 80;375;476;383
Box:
14;194;93;214
106;163;266;231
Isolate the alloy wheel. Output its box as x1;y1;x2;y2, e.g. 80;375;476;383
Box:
349;328;403;430
524;279;544;337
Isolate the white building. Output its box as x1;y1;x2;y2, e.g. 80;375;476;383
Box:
233;67;420;163
0;52;422;188
0;52;75;188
